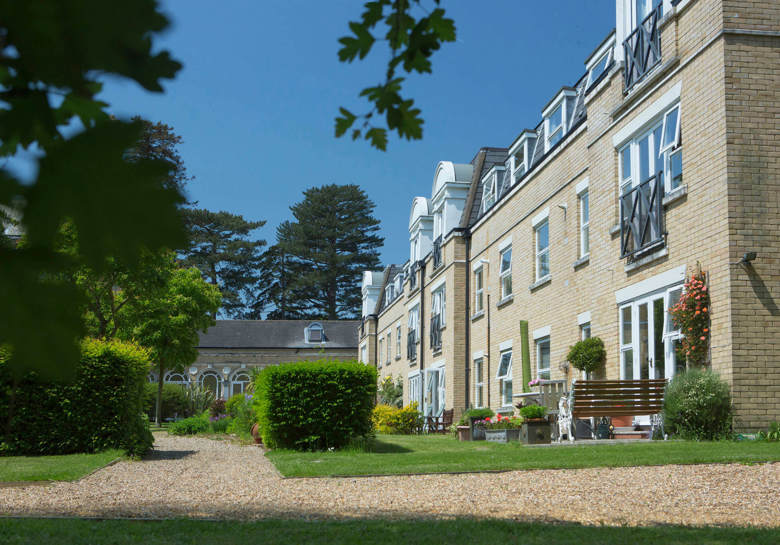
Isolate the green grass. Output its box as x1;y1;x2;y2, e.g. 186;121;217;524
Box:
0;450;123;482
1;518;778;545
267;434;780;477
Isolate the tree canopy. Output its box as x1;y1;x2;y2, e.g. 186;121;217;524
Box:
0;1;183;378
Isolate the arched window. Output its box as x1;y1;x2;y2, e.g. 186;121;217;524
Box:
199;371;222;399
165;372;189;388
231;372;251;397
305;322;324;343
147;372;158;383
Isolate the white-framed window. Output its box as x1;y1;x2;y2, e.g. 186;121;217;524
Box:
396;324;402;357
480;167;505;214
618;103;682;195
164;371;188;388
580;322;592;340
586;46;613;89
536;337;551;380
231;372;251;397
360;344;368;364
474;266;484;313
496;350;513;406
409;371;422;410
385;284;395;304
387;332;392;363
378;338;384;368
473;358;484;408
508;131;537;185
432;285;446;327
547;104;564;149
200;371;222;399
535;219;550;280
408;305;419;341
305;322;324;343
579;189;590;258
499;247;512;299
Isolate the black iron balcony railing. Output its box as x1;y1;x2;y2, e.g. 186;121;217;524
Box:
432;236;442;269
407;329;417;360
623;5;662;91
409;261;418;290
430;314;442;351
620;172;664;260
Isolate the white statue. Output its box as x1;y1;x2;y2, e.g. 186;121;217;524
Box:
557;394;574;443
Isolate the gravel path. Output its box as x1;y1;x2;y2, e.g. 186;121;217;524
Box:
1;433;778;526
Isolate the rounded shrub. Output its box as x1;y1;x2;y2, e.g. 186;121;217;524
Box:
254;359;377;450
372;403;423;434
457;408;495;426
168;413;209;436
0;338;153;457
143;382;190;421
663;368;732;440
566;337;606;375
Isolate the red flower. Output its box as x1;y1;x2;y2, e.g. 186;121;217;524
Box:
700;336;706;340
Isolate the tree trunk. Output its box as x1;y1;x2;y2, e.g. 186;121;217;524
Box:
156;359;165;426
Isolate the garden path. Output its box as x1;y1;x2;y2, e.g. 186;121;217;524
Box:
1;433;778;526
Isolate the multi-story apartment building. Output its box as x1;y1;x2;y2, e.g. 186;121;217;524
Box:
359;0;780;431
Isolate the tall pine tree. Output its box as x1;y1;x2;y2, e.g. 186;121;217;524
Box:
253;222;309;319
276;184;383;319
181;209;266;318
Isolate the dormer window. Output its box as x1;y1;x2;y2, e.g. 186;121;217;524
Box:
305;323;324;343
585;34;615;91
542;88;576;153
385;284;395;304
480;166;505;214
508;130;536;185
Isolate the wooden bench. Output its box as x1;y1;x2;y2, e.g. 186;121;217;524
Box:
560;379;666;441
426;409;453;434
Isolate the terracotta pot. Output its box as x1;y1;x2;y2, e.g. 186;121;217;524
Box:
457;425;471;441
250;423;262;444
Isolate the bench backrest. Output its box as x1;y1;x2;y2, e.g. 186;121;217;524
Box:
539;379;568;415
572;379;666;418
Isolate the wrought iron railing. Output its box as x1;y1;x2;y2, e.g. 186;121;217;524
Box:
620;172;664;259
430;314;442;351
432;236;442;269
623;5;662;91
407;329;417;360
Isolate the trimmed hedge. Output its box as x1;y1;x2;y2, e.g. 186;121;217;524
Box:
0;338;153;457
663;368;733;440
254;359;377;450
372;403;423;434
143;382;190;421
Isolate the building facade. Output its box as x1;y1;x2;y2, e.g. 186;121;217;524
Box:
359;0;780;431
150;320;359;399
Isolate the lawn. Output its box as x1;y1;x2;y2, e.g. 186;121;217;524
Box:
0;450;123;483
1;518;778;545
267;434;780;477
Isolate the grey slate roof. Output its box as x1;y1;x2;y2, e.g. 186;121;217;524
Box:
375;264;403;314
197;320;360;349
464;147;508;227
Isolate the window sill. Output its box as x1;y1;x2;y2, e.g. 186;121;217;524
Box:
609;223;621;237
432;348;442;356
662;184;687;207
471;310;485;321
497;295;514;308
395;356;401;361
624;246;668;272
572;255;590;270
529;275;552;292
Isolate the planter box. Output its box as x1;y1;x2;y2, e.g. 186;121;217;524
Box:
457;425;471;441
484;429;521;443
470;417;486;441
521;420;551;444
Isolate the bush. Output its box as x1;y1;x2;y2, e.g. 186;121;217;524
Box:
378;375;403;408
168;413;209;435
372;403;422;434
519;404;547;420
226;393;256;438
663;369;732;440
143;382;190;421
186;385;215;416
225;393;245;417
566;337;606;375
457;408;495;426
209;415;232;433
756;422;780;442
254;359;377;450
210;398;227;418
0;338;153;457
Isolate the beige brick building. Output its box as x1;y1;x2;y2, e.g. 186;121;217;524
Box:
359;0;779;431
150;320;359;399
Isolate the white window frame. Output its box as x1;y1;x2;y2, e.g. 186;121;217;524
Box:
536;337;551;380
360;344;368;364
496;350;513;407
230;371;251;396
386;332;392;363
480;167;504;214
542;89;576;153
580;322;592;341
408;371;422;410
473;357;484;408
499;247;512;299
618;103;682;195
474;266;484;313
535;219;550;281
378;338;384;368
396;324;402;358
586;45;614;89
408;305;420;341
508;131;537;185
432;285;446;327
579;189;589;258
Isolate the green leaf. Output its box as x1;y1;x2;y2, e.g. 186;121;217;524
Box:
364;127;387;151
337;21;376;62
335;107;357;137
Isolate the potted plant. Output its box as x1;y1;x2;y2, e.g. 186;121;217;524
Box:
519;404;551;444
566;337;606;379
480;414;523;443
458;408;495;440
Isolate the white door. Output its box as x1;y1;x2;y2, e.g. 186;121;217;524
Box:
424;367;445;418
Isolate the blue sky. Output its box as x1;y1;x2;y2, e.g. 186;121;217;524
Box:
98;1;615;266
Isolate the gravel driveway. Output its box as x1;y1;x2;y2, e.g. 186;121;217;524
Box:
1;433;778;526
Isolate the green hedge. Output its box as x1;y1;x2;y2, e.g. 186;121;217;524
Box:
0;338;153;457
143;382;190;421
663;368;733;440
254;359;377;450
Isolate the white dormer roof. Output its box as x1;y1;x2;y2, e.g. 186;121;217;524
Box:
408;196;432;231
431;161;473;199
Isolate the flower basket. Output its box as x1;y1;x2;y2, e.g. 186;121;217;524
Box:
484;429;521;443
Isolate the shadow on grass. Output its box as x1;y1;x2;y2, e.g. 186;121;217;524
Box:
366;438;413;454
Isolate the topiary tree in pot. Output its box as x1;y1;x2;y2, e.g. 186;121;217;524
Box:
566;337;606;380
